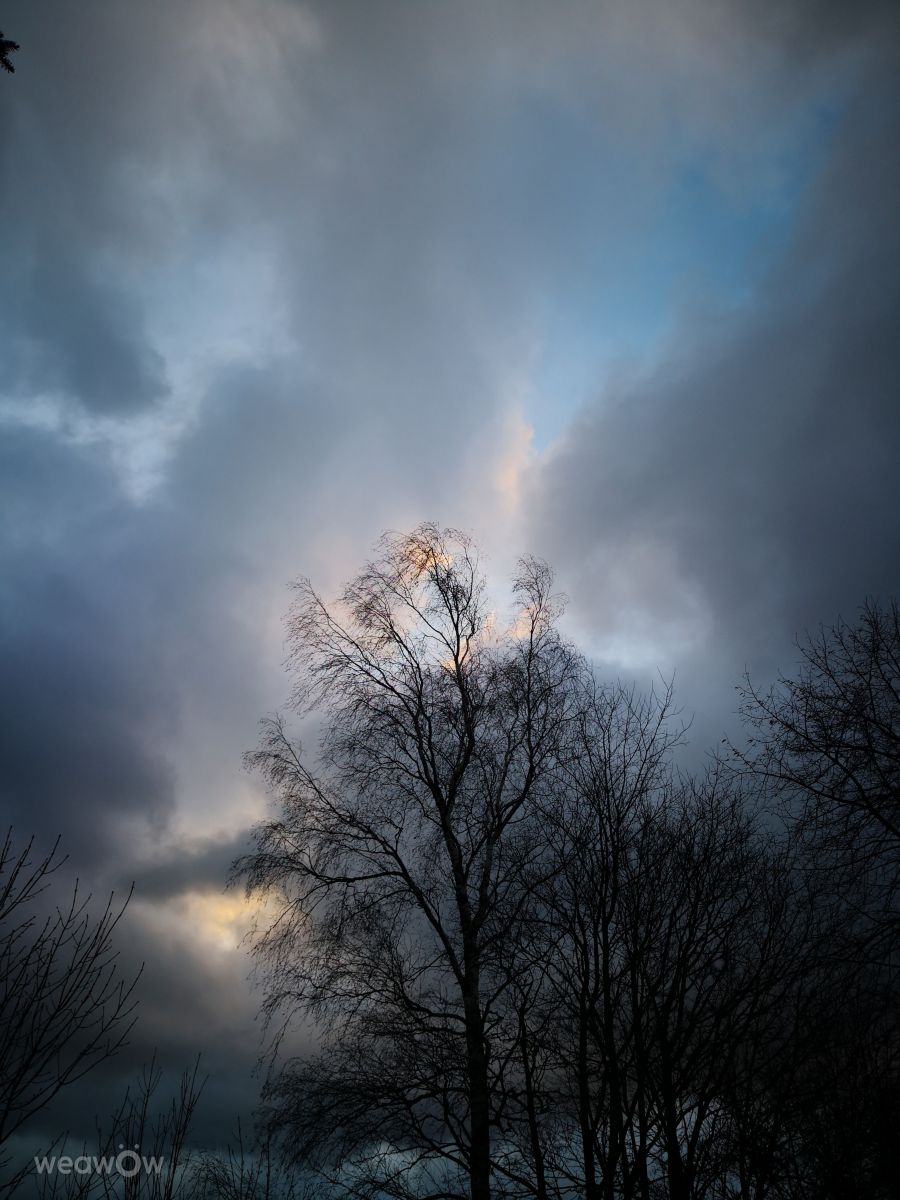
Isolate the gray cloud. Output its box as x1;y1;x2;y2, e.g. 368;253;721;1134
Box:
3;242;168;413
0;429;178;867
124;831;252;900
525;75;900;752
0;0;182;414
18;899;265;1151
0;366;338;871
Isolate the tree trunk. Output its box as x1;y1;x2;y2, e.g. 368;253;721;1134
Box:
577;997;601;1200
518;1009;548;1200
463;980;492;1200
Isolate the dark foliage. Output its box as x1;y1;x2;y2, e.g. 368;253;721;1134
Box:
0;32;18;74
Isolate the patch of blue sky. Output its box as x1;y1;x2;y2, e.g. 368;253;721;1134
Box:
524;92;847;451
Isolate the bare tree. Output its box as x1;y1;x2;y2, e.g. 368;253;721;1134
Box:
35;1057;206;1200
511;679;683;1200
196;1123;321;1200
238;538;900;1198
735;598;900;965
237;526;579;1200
517;696;817;1200
731;600;900;1197
483;609;895;1200
0;830;140;1195
632;772;815;1199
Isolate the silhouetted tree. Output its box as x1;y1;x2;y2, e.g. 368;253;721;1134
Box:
0;830;140;1196
511;679;684;1199
240;538;900;1199
197;1123;321;1200
238;526;579;1200
35;1057;206;1200
521;717;814;1200
733;599;900;1198
736;599;900;966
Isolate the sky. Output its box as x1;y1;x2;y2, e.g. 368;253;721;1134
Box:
1;0;899;1152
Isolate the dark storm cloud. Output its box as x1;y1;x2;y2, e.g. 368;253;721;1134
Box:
19;897;265;1150
3;243;168;413
0;376;337;1148
745;0;898;55
0;428;178;866
125;832;252;900
5;0;887;424
0;0;181;414
525;74;900;749
0;367;339;872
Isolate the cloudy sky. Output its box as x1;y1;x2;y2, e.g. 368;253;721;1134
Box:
2;0;898;1149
